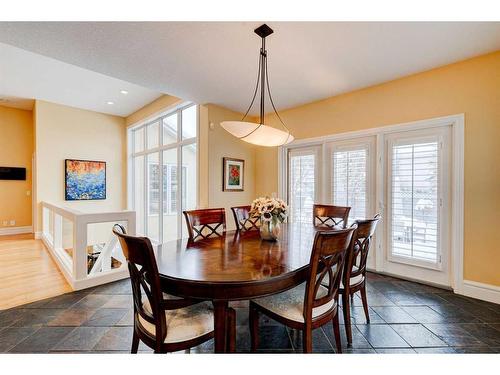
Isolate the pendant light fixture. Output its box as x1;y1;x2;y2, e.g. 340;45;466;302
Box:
221;24;294;147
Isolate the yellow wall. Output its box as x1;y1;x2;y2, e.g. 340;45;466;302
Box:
34;100;127;231
255;51;500;286
0;105;33;228
205;105;257;230
125;94;183;127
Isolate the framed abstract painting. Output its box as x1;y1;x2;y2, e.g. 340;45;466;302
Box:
65;159;106;200
223;157;244;191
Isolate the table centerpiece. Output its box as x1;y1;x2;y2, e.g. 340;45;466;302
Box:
250;197;288;241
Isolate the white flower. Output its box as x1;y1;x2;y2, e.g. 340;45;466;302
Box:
250;196;289;221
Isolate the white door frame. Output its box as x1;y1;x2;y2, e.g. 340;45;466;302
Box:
278;114;464;291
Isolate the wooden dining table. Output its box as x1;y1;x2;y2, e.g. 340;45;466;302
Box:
154;222;320;353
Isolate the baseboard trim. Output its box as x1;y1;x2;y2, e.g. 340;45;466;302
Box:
459;280;500;305
366;268;453;291
0;226;33;236
34;231;42;239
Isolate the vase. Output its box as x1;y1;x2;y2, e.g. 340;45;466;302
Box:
260;216;281;241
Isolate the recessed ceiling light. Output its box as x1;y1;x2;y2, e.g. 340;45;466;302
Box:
106;101;114;105
120;90;128;95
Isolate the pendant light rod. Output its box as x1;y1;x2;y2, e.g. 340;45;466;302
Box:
220;24;294;147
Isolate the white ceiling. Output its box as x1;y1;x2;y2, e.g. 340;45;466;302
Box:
0;42;162;116
0;22;499;115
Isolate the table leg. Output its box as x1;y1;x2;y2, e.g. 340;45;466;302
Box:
213;300;228;353
227;307;236;353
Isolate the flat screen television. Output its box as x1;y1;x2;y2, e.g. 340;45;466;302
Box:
0;167;26;180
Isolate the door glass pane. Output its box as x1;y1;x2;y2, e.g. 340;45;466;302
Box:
182;105;197;139
134;127;144;153
333;148;367;222
147;153;160;242
133;155;145;235
162;149;178;242
163;114;177;145
182;143;197;238
147;121;159;149
391;141;439;262
289;153;315;223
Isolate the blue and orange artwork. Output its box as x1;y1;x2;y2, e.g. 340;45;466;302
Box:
65;159;106;200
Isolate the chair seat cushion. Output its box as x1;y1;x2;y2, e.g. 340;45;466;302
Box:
138;301;214;344
252;282;336;323
342;273;364;288
320;266;365;289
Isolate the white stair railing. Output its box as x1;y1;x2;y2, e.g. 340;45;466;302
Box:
40;201;135;290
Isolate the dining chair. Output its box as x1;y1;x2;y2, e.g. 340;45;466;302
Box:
183;208;226;242
112;224;215;353
340;214;381;346
313;204;351;229
249;226;356;353
231;205;260;231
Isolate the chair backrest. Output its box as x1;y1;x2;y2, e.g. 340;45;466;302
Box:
112;224;167;346
344;214;381;285
183;208;226;241
313;204;351;229
231;205;260;231
304;226;356;321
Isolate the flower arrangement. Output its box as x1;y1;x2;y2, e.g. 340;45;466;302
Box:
250;196;288;222
250;197;288;240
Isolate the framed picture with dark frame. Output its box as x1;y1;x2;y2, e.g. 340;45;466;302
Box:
65;159;106;201
222;157;244;192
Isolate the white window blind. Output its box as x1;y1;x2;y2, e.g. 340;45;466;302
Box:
332;147;368;222
289;152;316;223
390;141;439;263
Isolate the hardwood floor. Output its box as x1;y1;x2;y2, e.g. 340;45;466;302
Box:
0;233;71;310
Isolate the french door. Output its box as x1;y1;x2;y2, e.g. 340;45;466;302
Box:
287;147;321;224
327;138;376;268
283;121;454;287
384;126;451;285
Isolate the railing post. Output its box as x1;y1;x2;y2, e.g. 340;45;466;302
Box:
73;219;88;283
42;206;49;236
54;214;63;250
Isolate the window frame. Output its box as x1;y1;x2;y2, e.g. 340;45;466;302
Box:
385;127;449;271
278;114;463;289
327;138;375;224
287;146;321;223
128;102;198;243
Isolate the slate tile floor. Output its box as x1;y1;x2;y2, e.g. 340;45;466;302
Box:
1;272;499;354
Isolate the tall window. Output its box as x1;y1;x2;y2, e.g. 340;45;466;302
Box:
148;164;187;215
388;137;440;264
288;149;317;223
332;146;368;222
130;104;197;243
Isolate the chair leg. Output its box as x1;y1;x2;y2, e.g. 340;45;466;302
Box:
249;303;259;352
227;307;236;353
302;328;313;353
131;330;139;354
332;313;342;354
360;284;370;324
342;292;352;346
